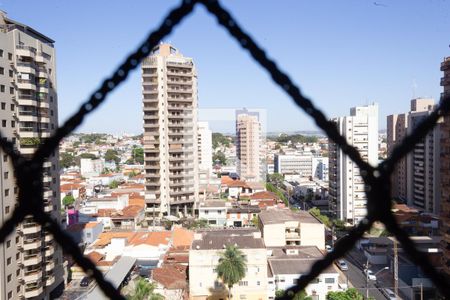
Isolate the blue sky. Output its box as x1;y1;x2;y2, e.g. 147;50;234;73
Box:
2;0;449;134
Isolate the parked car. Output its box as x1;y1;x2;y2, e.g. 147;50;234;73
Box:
80;276;91;287
337;259;348;271
382;288;397;300
325;245;333;252
364;269;376;281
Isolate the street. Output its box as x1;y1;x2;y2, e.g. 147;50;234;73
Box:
344;250;388;299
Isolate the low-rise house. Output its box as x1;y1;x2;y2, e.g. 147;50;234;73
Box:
258;209;325;250
267;246;339;300
189;229;268;300
198;200;227;227
226;203;260;227
66;221;104;245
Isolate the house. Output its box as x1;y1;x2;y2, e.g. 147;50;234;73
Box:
189;229;268;300
267;246;339;300
197;200;227;227
258;209;325;250
226;203;260;227
66;221;104;245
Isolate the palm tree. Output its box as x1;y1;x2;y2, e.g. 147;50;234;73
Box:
216;244;247;299
128;277;164;300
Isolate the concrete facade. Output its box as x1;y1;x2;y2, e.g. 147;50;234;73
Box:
142;44;199;218
0;11;63;299
329;103;378;225
197;121;212;174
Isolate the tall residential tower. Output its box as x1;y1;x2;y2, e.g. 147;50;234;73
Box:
236;109;264;182
329;103;378;225
0;11;63;299
142;44;199;218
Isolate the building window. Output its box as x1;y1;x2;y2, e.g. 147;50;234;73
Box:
7;274;11;282
8;53;12;60
9;87;13;94
0;67;4;75
4;172;8;179
3;154;6;162
10;104;14;111
16;286;20;293
7;291;12;299
16;269;20;276
9;69;13;77
6;257;11;265
13;187;17;194
239;281;248;286
5;189;9;196
0;49;3;57
325;278;335;284
16;253;19;260
2;120;6;127
1;102;5;110
6;240;11;248
15;236;19;243
0;85;4;93
11;121;15;128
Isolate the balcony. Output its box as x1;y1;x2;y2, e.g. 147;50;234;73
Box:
45;275;55;286
39;101;50;108
167;70;192;77
24;270;41;282
37;84;49;94
44;205;53;212
16;62;36;75
16;45;37;57
45;261;55;271
24;285;43;298
23;253;42;266
285;232;301;240
23;239;42;250
45;247;54;257
44;233;52;242
17;79;36;90
22;223;41;235
18;94;38;106
440;58;450;71
43;175;52;183
167;97;193;103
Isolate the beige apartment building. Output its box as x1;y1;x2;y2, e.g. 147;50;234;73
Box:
189;229;268;300
236;109;264;182
0;11;63;299
440;56;450;277
258;209;325;250
142;43;199;218
386;113;408;199
388;98;442;214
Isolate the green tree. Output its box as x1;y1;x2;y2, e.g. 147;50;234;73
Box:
127;277;164;300
79;153;97;159
251;215;259;227
212;133;231;149
326;288;364;300
105;149;120;165
266;183;288;206
267;173;284;187
132;147;144;164
216;245;247;299
213;151;227;165
308;207;332;228
109;180;119;189
62;195;75;207
60;152;75;168
333;219;346;231
275;289;312;300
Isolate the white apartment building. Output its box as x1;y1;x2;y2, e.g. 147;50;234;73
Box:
80;158;104;178
236;109;264;182
0;11;63;299
329;103;378;225
142;43;199;218
189;229;268;300
274;154;313;178
311;157;329;181
197;121;212;174
267;247;339;300
197;200;227;227
406;98;441;214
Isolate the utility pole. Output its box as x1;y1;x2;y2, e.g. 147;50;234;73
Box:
420;283;423;300
394;239;398;298
366;258;369;299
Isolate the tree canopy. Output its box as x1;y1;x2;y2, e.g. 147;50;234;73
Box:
105;149;120;165
127;277;164;300
272;134;318;144
62;194;75;207
213;151;227;165
326;288;364;300
212;133;231;149
132;147;144;164
216;244;247;299
308;207;332;228
60;152;76;169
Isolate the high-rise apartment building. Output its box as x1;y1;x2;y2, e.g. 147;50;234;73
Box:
440;56;450;276
388;98;441;214
236;109;264;182
274;154;313;177
197;121;212;174
406;98;441;214
329;103;378;225
142;43;199;218
0;11;63;299
386;113;408;199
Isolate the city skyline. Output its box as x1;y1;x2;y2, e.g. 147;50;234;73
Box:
0;1;449;134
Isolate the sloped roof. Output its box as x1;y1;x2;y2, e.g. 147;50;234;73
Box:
152;264;188;290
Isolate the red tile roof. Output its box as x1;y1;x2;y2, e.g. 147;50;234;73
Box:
172;227;194;248
152;264;187;290
250;191;279;200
